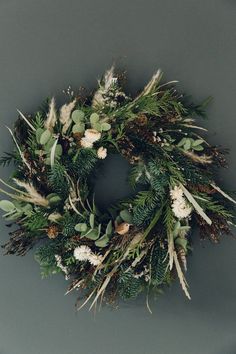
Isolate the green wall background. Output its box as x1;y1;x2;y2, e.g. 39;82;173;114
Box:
0;1;235;353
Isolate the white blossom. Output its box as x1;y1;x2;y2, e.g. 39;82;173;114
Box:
88;253;103;266
97;146;107;159
80;137;94;148
73;246;103;267
84;129;101;143
73;245;92;261
170;185;184;200
170;185;192;219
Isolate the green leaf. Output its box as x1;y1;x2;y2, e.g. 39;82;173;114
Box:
72;123;85;133
47;193;62;204
84;228;99;240
105;220;113;235
183;139;191;151
193;145;204;151
40;130;52;145
0;200;15;212
177;137;187;147
93;122;102;132
75;223;88;232
120;209;133;224
95;234;109;248
72;110;85;123
44;137;56;151
36;128;44;144
89;213;95;228
55;144;63;156
101;122;111;131
90;113;100;125
192;139;204;147
175;237;188;251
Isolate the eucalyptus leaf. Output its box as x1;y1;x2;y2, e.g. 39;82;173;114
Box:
44;137;56;151
193;145;204;151
95;234;109;248
101;122;111;131
177;137;187;147
105;220;113;235
192;139;204;147
0;200;15;212
89;213;95;228
84;228;99;240
48;195;62;204
93;122;102;132
55;144;63;156
120;209;133;224
72;123;85;134
90;113;100;125
183;139;191;151
72;110;85;123
40;129;52;145
75;223;88;232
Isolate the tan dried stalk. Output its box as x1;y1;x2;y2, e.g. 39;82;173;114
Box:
45;97;57;131
173;251;191;300
59;99;76;133
183;150;212;164
13;179;49;207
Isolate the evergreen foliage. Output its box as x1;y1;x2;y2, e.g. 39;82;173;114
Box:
0;66;235;310
23;211;48;232
150;243;169;286
118;270;143;300
48;163;69;200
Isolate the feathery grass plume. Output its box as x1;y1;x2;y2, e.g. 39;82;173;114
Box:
13;178;49;207
59;99;76;134
92;66;115;108
138;69;163;98
183;150;212;164
45;97;57;131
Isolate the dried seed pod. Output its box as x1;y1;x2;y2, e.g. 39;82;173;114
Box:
47;225;59;239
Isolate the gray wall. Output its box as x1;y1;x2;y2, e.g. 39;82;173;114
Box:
0;1;236;353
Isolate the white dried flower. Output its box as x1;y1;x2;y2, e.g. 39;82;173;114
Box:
80;137;94;148
84;129;101;143
170;185;184;200
97;146;107;159
73;246;103;267
172;199;192;219
170;185;192;219
88;253;103;266
73;245;92;261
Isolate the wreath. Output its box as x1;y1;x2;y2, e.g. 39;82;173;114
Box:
0;67;235;311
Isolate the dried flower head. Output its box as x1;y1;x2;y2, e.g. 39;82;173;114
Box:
97;146;107;159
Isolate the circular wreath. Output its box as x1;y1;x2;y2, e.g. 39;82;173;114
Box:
0;67;235;311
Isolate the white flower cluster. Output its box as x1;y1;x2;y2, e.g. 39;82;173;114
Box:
97;146;107;159
80;129;101;149
73;245;103;266
170;185;192;219
55;255;69;280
